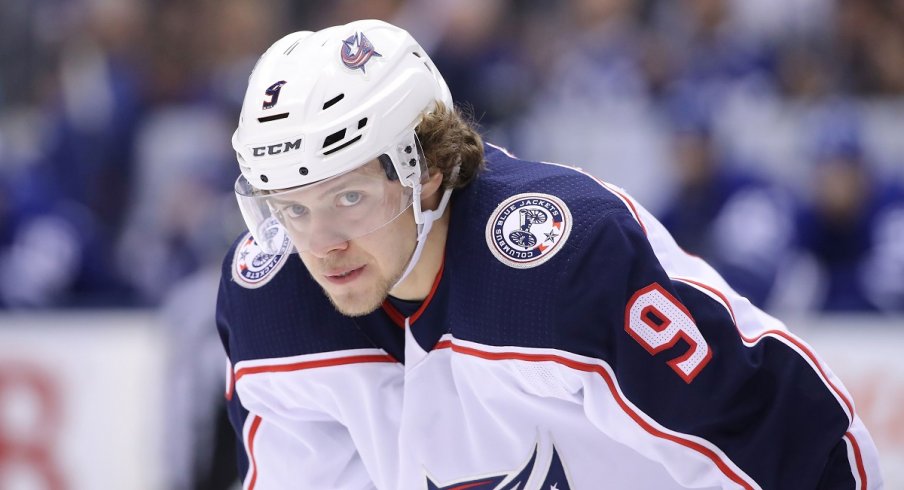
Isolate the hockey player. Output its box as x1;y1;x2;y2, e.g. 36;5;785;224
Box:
217;19;882;489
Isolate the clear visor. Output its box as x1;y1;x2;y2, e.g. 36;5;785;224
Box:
235;158;422;254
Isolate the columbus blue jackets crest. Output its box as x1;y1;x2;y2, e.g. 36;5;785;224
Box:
486;193;572;269
231;219;292;289
341;32;382;73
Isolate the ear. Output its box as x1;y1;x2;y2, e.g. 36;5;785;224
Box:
421;168;443;197
418;170;446;210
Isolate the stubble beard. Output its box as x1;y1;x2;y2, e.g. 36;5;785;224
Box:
325;268;399;317
310;255;408;318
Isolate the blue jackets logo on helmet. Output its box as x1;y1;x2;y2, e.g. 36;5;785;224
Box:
486;193;572;269
341;32;382;73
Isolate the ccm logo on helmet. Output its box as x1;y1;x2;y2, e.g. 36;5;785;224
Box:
251;138;303;157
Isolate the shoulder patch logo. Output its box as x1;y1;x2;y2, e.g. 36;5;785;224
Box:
232;220;292;289
485;193;572;269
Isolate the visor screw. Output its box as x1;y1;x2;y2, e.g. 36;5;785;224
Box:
404;145;412;154
408;158;416;166
260;174;269;183
299;167;309;176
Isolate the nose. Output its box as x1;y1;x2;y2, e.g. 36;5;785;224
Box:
307;236;349;258
300;214;350;258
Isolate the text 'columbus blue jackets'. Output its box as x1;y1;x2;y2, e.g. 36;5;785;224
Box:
216;144;881;489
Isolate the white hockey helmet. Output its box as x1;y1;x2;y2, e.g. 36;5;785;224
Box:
233;19;453;254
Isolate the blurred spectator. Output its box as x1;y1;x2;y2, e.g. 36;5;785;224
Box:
0;200;120;308
647;0;780;99
423;0;535;130
114;0;275;305
656;90;794;307
0;0;148;308
775;37;838;100
727;0;834;43
0;0;281;308
47;0;146;232
115;106;239;304
205;0;289;111
790;106;904;312
512;0;673;210
836;0;904;95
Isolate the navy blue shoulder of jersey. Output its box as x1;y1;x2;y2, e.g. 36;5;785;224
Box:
443;144;640;355
447;146;857;489
215;234;376;364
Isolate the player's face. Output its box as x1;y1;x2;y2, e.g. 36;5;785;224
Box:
297;193;418;317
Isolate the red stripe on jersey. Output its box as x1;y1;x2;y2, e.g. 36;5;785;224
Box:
672;278;738;325
246;415;262;490
381;302;406;328
596;179;648;236
674;277;865;488
450;480;497;490
237;354;395;488
845;431;868;490
675;278;856;418
436;340;755;489
234;354;396;382
411;258;445;324
382;256;446;328
226;360;235;401
748;330;855;416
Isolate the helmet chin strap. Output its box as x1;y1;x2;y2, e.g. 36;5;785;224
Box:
393;165;459;289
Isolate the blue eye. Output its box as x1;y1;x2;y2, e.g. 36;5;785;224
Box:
338;191;362;206
285;203;308;218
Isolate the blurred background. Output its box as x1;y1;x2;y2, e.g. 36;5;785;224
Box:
0;0;902;488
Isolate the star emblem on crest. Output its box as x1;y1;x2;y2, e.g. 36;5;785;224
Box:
341;32;382;73
544;229;560;244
